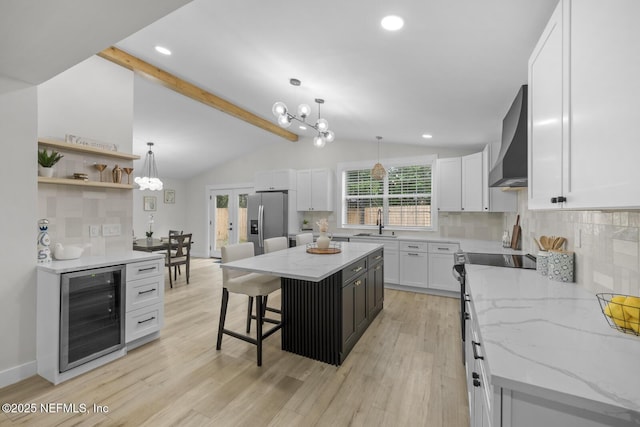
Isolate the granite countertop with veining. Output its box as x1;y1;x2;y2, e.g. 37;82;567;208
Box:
221;242;382;282
466;264;640;420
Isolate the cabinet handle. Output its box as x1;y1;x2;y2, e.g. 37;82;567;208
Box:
472;372;480;379
464;294;470;302
473;379;481;387
551;195;567;204
138;267;156;273
408;253;419;256
375;265;381;270
407;245;419;249
138;288;156;295
354;280;362;287
138;316;156;324
472;341;484;360
352;266;363;273
374;255;382;260
437;247;450;251
464;313;470;320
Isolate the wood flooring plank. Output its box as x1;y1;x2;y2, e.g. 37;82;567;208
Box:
0;258;469;427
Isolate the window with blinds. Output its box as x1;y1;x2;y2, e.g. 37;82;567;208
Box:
341;158;435;230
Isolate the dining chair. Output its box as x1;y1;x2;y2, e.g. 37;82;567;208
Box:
295;232;314;246
165;233;192;288
217;242;282;366
168;230;183;275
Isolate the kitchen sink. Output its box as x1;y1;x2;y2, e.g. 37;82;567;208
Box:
352;233;397;239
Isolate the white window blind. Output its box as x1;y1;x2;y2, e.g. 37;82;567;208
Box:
340;157;435;230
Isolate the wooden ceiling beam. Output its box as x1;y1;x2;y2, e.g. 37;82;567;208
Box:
98;46;298;142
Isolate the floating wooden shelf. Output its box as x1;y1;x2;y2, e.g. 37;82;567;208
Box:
38;138;140;160
38;177;135;189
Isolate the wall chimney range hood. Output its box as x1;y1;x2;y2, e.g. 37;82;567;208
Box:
489;85;528;187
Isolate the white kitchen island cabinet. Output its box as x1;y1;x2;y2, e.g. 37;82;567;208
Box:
528;0;640;210
465;264;640;427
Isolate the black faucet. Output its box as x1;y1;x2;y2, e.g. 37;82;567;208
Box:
377;208;384;235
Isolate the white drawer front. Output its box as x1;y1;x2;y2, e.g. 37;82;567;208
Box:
127;275;163;312
127;259;163;280
400;241;428;252
427;242;459;254
125;304;163;343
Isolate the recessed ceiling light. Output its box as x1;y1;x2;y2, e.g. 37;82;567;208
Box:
381;15;404;31
422;134;433;139
155;45;172;55
299;125;307;131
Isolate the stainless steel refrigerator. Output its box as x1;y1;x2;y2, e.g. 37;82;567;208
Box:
247;192;288;255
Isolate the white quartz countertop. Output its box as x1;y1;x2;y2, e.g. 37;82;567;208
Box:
466;264;640;418
36;251;165;274
221;242;383;282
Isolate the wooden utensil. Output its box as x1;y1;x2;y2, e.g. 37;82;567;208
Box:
553;237;566;250
533;237;543;251
511;214;521;249
540;235;550;250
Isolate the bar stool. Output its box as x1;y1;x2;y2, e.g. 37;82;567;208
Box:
295;233;314;246
217;242;281;366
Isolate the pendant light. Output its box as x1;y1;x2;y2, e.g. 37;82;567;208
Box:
371;136;386;180
134;142;163;191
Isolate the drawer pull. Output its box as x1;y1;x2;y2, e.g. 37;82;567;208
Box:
137;267;156;273
472;341;484;360
354;280;362;287
408;253;419;256
374;255;382;260
464;313;470;320
375;265;381;270
138;316;156;325
352;266;364;273
437;247;450;251
407;245;420;249
473;379;481;387
138;288;156;295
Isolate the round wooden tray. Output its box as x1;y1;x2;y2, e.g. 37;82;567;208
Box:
306;247;342;255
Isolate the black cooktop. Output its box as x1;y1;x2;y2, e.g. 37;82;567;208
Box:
464;253;537;269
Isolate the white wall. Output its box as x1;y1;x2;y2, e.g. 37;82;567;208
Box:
133;178;189;239
37;56;134;255
0;81;38;387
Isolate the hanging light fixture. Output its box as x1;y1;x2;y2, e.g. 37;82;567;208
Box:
134;142;163;191
371;136;386;180
272;78;335;148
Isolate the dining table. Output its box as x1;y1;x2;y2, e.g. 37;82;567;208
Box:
133;237;192;252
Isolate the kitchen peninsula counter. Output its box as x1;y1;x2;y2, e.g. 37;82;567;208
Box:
222;242;384;365
466;264;640;425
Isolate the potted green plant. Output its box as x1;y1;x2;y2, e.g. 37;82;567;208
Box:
38;149;64;178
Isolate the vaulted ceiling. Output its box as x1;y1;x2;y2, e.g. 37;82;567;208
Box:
1;0;559;180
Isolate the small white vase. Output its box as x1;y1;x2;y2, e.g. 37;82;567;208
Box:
316;231;331;249
38;166;54;178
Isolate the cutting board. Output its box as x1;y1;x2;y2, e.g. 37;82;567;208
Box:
511;214;521;249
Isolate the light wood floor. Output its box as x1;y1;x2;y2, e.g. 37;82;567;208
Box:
0;258;469;427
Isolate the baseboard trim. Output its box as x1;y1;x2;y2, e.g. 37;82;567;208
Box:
0;360;37;388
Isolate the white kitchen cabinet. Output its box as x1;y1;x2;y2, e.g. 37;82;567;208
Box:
254;169;296;192
437;151;515;213
399;241;428;288
436;157;462;211
462;152;484;212
125;259;164;348
296;168;334;211
528;0;640;210
427;242;460;292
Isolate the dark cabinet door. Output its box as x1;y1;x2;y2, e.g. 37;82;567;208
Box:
342;281;356;348
354;275;367;332
367;260;384;317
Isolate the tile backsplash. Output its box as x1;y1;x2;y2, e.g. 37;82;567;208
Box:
38;184;132;256
508;192;640;296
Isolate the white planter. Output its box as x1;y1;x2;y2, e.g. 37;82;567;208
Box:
38;166;55;178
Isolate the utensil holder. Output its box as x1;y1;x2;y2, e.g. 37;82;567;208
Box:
547;251;574;282
536;251;549;276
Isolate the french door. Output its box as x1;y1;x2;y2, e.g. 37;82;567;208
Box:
209;188;251;258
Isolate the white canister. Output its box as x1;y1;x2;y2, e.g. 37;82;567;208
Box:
536;251;549;276
547;251;574;283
